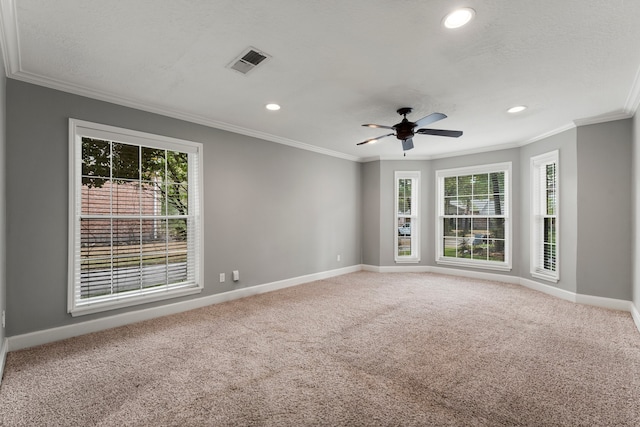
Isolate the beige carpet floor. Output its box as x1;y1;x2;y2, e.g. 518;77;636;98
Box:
0;272;639;426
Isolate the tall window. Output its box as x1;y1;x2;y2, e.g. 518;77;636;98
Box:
531;151;559;282
395;171;420;263
69;119;203;316
436;162;511;270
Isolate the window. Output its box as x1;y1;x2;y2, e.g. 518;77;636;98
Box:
436;162;511;270
530;151;559;282
68;119;203;316
395;171;420;263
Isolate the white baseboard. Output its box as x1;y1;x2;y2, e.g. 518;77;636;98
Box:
430;265;521;285
362;264;431;273
520;277;633;314
7;265;361;352
575;293;634;312
363;264;520;285
519;277;577;303
0;337;8;385
631;303;640;332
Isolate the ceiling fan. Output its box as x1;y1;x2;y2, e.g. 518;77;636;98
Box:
357;107;463;151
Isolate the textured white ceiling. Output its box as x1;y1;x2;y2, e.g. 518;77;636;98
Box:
2;0;640;160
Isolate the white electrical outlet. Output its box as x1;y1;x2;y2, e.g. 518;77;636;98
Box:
2;310;4;328
337;254;341;262
219;273;225;283
232;270;240;281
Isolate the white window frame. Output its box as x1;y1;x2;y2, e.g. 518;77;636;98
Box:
530;150;559;282
435;162;512;271
395;171;420;263
68;119;204;316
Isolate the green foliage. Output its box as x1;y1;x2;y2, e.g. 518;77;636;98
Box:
81;138;110;187
82;137;189;216
397;178;412;214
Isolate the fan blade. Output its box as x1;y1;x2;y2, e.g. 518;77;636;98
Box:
416;128;463;138
362;123;395;130
357;133;395;145
414;112;447;127
402;138;414;151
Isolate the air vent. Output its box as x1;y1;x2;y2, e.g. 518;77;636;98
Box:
227;47;271;75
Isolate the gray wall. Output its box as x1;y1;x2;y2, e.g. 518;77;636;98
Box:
634;113;640;312
576;119;633;300
520;128;578;293
6;80;362;336
361;161;381;266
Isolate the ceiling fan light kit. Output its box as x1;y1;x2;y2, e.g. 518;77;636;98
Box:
358;107;463;152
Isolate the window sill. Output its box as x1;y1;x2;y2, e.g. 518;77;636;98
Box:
69;285;203;317
531;271;559;283
436;258;512;272
395;258;421;264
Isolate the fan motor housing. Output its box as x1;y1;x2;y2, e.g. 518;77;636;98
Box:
395;119;416;140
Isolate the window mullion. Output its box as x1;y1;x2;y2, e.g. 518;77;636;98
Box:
164;150;170;287
109;141;115;298
138;145;143;293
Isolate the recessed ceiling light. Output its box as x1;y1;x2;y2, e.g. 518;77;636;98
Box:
265;103;281;111
507;105;527;114
443;8;475;29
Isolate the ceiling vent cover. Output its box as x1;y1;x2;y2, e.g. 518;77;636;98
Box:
227;47;271;75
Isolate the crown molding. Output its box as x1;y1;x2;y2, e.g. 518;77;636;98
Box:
573;110;634;127
428;141;523;160
9;69;361;162
519;122;577;145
